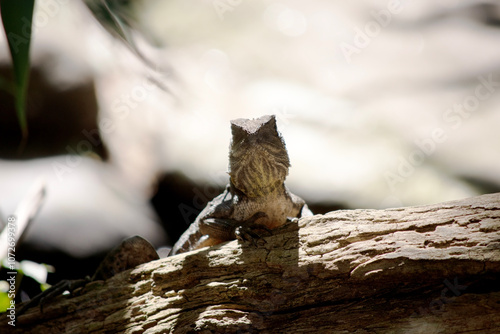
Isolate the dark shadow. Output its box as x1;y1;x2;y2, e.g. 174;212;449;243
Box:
166;216;301;333
150;172;225;246
0;65;107;160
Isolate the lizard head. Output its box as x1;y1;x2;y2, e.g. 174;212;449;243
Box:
229;115;290;198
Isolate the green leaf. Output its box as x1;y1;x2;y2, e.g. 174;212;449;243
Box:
0;290;12;313
0;0;36;137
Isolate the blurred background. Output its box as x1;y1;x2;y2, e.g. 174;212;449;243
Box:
1;0;499;300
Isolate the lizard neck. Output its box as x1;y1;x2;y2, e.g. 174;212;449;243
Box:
229;179;285;198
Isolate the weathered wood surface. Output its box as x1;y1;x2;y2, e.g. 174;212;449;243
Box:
4;193;500;333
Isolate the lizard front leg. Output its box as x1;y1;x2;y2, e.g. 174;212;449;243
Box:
199;212;270;246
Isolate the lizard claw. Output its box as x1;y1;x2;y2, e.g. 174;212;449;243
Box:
18;278;89;316
234;212;271;246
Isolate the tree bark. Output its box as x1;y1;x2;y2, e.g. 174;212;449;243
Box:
4;193;500;333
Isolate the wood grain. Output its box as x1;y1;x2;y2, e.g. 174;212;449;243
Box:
6;193;500;333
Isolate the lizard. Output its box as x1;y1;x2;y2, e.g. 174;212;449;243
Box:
15;115;310;313
170;114;312;255
16;235;159;316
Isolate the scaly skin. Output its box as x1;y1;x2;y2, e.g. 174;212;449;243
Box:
16;236;158;315
170;115;312;255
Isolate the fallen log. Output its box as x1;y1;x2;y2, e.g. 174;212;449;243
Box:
4;192;500;333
